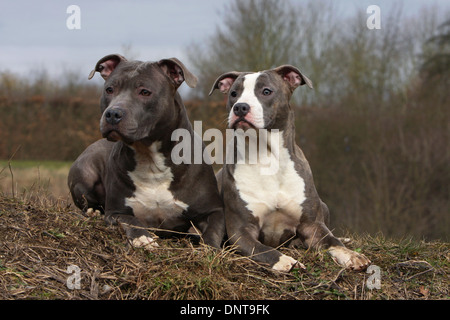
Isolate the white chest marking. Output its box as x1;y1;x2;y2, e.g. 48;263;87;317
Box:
229;72;265;129
233;132;306;224
125;142;188;224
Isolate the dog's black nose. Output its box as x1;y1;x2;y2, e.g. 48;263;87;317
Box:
105;108;124;125
233;103;250;117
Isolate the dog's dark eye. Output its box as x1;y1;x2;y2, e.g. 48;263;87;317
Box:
105;87;114;94
230;91;237;98
139;89;152;96
262;88;272;96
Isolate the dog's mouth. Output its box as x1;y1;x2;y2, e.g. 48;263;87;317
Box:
103;130;121;142
103;129;134;145
231;118;256;130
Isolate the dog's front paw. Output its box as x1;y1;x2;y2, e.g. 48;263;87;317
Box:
86;208;101;217
328;246;371;271
132;235;159;250
272;254;305;272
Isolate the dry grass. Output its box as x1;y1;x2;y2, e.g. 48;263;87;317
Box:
0;160;71;200
0;192;448;300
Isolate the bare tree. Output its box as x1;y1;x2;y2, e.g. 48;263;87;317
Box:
187;0;447;109
186;0;349;105
187;0;309;101
421;19;450;83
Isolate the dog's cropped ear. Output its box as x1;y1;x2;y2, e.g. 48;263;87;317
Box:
209;71;242;95
272;65;313;91
88;54;127;80
158;58;198;89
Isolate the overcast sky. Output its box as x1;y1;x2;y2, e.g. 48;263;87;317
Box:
1;0;449;87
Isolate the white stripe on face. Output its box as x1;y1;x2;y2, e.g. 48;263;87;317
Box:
228;72;265;129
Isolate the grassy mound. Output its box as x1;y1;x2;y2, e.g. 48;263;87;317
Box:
0;194;448;300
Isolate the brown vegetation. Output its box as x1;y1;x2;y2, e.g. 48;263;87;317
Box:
0;193;448;300
0;71;102;161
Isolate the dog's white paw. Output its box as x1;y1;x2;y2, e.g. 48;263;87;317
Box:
272;254;305;272
328;246;371;271
86;208;101;217
132;235;159;250
338;237;352;244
